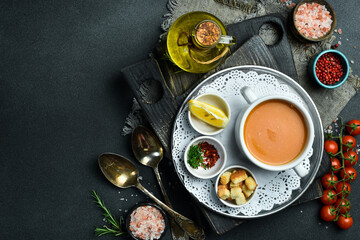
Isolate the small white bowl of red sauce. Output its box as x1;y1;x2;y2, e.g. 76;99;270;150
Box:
184;136;227;179
126;202;168;240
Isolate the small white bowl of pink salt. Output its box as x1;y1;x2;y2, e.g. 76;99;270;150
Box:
126;202;168;240
292;0;336;42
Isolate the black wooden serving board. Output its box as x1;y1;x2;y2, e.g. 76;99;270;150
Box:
121;14;328;235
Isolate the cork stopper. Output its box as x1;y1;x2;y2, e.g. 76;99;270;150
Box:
194;21;221;47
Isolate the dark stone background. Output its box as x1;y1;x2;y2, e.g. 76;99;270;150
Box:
1;0;359;239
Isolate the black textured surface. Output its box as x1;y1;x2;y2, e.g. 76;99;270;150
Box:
1;0;359;239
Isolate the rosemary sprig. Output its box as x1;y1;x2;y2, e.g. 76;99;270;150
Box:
91;190;125;237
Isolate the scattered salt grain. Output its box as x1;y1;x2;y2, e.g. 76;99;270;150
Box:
300;210;303;213
325;226;328;229
351;60;355;64
287;3;296;8
120;198;125;200
325;129;333;134
338;41;342;45
334;29;338;33
139;176;143;180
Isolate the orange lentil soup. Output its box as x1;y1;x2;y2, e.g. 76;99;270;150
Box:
244;99;308;166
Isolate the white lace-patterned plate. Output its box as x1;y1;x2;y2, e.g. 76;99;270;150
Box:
171;66;323;218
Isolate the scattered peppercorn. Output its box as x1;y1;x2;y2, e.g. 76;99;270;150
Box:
331;44;339;49
315;53;344;85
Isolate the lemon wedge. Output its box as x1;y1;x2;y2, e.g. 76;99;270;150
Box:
188;99;229;128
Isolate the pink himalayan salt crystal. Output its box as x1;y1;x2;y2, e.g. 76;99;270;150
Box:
295;2;333;39
338;28;342;34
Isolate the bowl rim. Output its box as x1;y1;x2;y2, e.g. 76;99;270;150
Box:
292;0;336;42
312;49;350;89
215;165;258;208
184;135;227;179
126;202;168;240
188;92;231;136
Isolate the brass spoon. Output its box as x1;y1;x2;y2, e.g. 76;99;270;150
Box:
98;153;205;240
132;126;189;240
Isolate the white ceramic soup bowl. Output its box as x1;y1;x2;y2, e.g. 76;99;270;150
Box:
235;87;315;177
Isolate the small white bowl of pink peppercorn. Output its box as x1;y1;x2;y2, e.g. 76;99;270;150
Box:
309;49;350;89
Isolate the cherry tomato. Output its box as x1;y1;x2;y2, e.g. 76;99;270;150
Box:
320;205;337;222
343;150;358;167
324;140;338;155
335;182;351;197
330;158;341;173
346;119;360;136
321;173;338;189
335;198;351;214
320;189;337;205
340;167;357;183
337;215;353;229
342;135;356;151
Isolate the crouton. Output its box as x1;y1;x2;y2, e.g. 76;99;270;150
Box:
245;176;257;191
230;169;247;184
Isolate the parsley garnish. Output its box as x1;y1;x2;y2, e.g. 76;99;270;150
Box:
187;144;203;169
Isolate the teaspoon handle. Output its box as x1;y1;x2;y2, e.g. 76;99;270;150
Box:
153;166;172;207
136;182;205;240
153;166;189;240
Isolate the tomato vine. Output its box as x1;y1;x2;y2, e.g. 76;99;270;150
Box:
321;118;359;229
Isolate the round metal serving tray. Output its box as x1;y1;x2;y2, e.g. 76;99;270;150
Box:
171;65;323;218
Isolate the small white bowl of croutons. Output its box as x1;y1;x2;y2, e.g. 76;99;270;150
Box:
215;165;258;207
